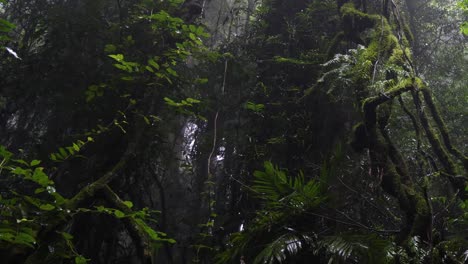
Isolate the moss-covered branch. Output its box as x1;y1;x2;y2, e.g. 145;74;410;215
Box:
65;156;129;209
420;88;468;170
362;89;430;241
101;185;153;263
411;90;467;200
24;155;132;264
362;78;417;111
343;2;432;242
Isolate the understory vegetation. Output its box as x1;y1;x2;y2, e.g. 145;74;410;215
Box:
0;0;467;263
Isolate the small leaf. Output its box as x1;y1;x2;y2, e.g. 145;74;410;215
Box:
0;145;12;159
30;160;41;166
61;232;74;240
148;59;160;70
39;204;55;211
104;44;116;53
14;232;36;248
186;98;201;104
59;148;67;158
108;54;124;62
75;256;88;264
114;210;125;218
195;78;208;84
123;201;133;209
145;65;154;73
189;32;197;41
166;238;176;244
34;188;45;194
121;76;134;81
13;159;29;166
143;116;150;125
72;143;80;151
32;167;52;186
166;67;178;77
11;167;28;176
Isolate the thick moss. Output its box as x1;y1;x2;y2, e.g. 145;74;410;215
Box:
342;0;464;244
421;88;468;170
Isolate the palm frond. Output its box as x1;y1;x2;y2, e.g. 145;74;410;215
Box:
253;161;326;211
253;232;314;264
317;234;394;264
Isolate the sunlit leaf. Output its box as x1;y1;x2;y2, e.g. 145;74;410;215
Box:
123;201;134;208
39;204;55;211
30;160;41;166
113;210;125;218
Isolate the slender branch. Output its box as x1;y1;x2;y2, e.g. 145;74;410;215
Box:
65;155;130;209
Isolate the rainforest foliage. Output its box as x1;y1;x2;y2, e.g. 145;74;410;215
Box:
0;0;467;263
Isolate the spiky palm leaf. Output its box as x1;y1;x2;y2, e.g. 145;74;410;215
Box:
253;161;326;211
253;233;315;264
317;234;394;264
215;162;327;263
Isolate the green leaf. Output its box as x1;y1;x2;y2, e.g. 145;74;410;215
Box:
121;76;134;81
11;167;29;176
30;160;41;166
186;98;201;104
461;22;468;35
164;97;178;106
148;59;160;70
135;219;160;241
0;231;15;243
96;206;106;212
61;232;74;240
114;210;125;218
66;147;75;155
245;101;265;113
39;204;55;211
51;192;66;205
108;54;124;62
14;232;36;248
32;167;52;187
0;145;12;159
166;238;176;244
59;148;68;158
166;67;178;77
195;78;208;84
75;256;88;264
143;116;150;125
104;44;116;53
123;201;134;209
13;159;30;166
113;63;131;72
72;143;80;151
189;32;197;41
34;188;45;194
0;19;16;32
145;65;154;73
